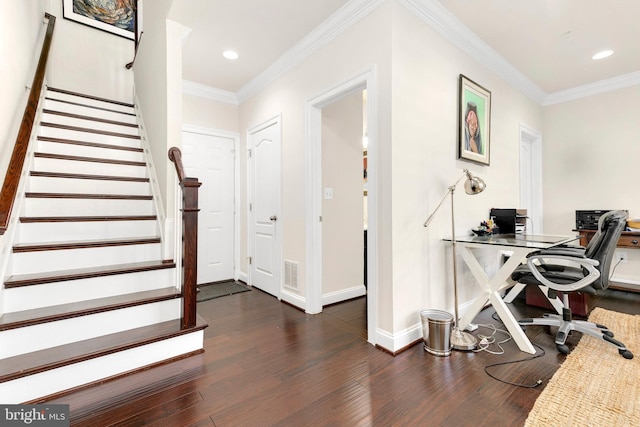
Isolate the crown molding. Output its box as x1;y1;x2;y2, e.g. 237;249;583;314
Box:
543;71;640;106
398;0;548;104
182;0;637;107
182;80;238;105
236;0;386;103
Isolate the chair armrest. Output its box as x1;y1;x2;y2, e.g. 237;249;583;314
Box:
527;247;586;258
526;255;600;292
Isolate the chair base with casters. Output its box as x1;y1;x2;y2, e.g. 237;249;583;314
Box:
519;294;633;359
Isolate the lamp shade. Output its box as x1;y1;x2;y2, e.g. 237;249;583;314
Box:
463;170;486;195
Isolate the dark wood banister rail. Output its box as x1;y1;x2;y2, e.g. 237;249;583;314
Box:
168;147;201;329
0;13;56;235
125;31;143;70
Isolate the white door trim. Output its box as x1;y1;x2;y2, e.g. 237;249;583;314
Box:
182;124;242;281
247;115;283;297
519;123;543;234
304;66;378;345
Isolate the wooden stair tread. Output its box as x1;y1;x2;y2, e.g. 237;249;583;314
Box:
0;315;207;384
0;287;181;331
43;109;139;128
34;152;146;166
40;122;140;140
20;215;157;223
25;192;152;200
45;96;136;117
13;237;161;252
5;260;175;288
30;171;149;182
46;87;134;108
38;136;143;152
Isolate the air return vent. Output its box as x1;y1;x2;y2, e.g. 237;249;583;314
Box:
284;260;299;290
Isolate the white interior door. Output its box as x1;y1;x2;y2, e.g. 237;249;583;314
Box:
519;124;543;234
182;129;235;284
248;116;281;298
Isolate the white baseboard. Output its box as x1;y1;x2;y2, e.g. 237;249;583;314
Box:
280;288;306;311
322;285;366;306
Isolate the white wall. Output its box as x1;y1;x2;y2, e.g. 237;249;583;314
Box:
543;86;640;286
183;94;239;132
238;1;393;329
322;91;365;297
390;4;543;334
0;0;46;167
45;1;134;102
133;1;183;256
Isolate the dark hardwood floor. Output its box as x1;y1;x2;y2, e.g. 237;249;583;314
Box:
46;286;640;426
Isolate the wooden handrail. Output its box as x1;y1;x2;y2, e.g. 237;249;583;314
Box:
168;147;201;329
125;31;143;70
0;13;56;235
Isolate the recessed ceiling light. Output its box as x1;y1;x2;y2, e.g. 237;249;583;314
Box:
222;50;239;60
592;50;614;60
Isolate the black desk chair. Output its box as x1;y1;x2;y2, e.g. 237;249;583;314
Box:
511;210;633;359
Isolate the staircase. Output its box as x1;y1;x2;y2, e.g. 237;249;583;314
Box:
0;87;207;403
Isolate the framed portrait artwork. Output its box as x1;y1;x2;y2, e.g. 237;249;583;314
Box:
63;0;139;41
458;74;491;165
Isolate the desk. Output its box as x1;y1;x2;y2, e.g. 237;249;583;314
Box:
445;233;579;354
574;229;640;249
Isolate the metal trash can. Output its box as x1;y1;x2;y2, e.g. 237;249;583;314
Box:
420;309;453;356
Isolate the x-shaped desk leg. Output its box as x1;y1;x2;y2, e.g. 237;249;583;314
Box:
456;244;537;354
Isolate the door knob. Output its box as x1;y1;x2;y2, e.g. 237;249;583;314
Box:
270;215;277;221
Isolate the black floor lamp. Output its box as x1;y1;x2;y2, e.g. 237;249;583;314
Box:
424;169;486;350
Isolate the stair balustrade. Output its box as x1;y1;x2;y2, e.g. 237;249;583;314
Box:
168;147;201;329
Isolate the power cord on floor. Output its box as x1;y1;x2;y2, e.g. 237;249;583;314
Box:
472;323;511;355
476;312;547;388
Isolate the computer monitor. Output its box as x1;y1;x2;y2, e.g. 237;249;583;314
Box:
490;208;517;234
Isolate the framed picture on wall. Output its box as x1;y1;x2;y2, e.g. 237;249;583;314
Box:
63;0;138;41
458;74;491;165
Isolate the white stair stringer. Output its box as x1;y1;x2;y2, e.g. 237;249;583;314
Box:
0;328;204;404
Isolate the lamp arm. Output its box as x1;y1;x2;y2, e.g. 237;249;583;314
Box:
423;173;466;227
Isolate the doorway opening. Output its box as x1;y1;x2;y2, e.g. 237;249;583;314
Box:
320;90;368;338
305;67;378;345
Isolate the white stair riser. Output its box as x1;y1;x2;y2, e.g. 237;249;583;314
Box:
4;269;176;312
24;198;155;216
28;176;151;196
44;99;138;124
0;298;181;359
18;220;157;243
0;330;203;404
39;125;142;148
46;92;135;115
36;140;145;162
32;157;147;177
12;242;162;274
41;112;140;136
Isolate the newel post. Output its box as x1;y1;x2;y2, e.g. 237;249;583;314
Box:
169;148;201;329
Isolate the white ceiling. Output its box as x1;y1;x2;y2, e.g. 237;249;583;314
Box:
169;0;640;101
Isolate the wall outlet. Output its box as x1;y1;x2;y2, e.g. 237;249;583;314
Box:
616;252;628;262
